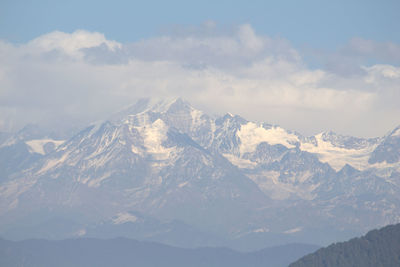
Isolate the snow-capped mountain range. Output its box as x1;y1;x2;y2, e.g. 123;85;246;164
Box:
1;98;399;249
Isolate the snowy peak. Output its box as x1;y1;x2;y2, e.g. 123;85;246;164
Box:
369;125;400;164
389;125;400;138
108;97;177;124
318;131;379;150
160;99;208;134
299;132;379;171
110;97;192;121
337;163;361;177
109;98;213;146
146;97;190;114
215;113;247;126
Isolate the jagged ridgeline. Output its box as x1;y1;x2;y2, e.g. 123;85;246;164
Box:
0;97;400;250
289;223;400;267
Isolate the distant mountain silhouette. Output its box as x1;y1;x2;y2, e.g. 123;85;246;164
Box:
289;223;400;267
0;237;318;267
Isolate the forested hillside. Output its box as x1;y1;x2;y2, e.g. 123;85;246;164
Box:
289;223;400;267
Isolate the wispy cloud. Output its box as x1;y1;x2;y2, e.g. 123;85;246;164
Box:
308;38;400;76
0;24;399;137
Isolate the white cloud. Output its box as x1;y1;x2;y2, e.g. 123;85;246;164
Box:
308;38;400;77
237;24;264;52
347;38;400;62
364;64;400;81
0;25;399;137
28;30;121;58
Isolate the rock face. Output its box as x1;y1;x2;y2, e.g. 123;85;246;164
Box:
1;97;400;250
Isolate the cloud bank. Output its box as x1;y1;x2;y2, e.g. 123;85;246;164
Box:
0;24;399;137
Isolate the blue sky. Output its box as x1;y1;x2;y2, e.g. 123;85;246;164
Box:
0;1;399;137
2;0;399;47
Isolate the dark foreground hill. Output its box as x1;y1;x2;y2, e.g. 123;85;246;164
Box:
0;237;318;267
289;223;400;267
